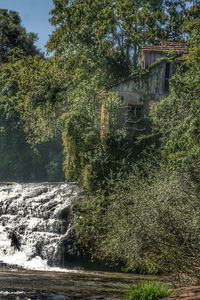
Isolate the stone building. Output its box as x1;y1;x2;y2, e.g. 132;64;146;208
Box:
110;41;186;133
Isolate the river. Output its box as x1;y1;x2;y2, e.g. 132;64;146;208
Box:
0;267;169;299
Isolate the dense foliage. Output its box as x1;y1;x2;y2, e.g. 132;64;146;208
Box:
71;2;200;279
0;1;200;280
0;11;63;181
0;9;39;62
48;0;191;80
151;25;200;167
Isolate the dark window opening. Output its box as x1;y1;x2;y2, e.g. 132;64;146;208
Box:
127;105;144;121
136;107;143;118
164;62;170;92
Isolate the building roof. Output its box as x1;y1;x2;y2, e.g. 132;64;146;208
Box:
141;40;186;55
109;41;186;88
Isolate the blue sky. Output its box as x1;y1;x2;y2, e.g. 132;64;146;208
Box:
0;0;54;54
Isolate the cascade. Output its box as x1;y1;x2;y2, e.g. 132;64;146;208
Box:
0;182;80;270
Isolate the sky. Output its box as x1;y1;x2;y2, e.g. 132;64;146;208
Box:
0;0;54;54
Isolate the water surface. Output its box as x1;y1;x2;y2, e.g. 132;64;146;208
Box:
0;267;168;299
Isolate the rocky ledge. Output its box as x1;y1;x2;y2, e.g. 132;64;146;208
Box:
164;286;200;300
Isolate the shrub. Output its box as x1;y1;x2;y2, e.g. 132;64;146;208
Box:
126;281;175;300
99;160;200;278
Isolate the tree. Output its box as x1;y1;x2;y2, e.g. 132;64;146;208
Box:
103;163;200;278
47;0;192;80
72;155;200;280
0;9;39;62
0;10;64;181
150;4;200;167
71;3;200;277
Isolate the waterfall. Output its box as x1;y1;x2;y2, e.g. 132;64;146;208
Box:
0;182;80;270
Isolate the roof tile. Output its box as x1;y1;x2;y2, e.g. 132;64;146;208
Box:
141;41;186;54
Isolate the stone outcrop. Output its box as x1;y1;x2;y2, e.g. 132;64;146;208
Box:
164;286;200;300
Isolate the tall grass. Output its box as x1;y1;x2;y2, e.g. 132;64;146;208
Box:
126;281;175;300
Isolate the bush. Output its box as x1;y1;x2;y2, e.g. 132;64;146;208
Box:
72;159;200;279
96;159;200;278
126;281;175;300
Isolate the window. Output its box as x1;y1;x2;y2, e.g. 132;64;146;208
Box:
164;62;170;92
127;105;143;121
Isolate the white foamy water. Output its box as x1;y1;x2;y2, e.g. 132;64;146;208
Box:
0;182;80;271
